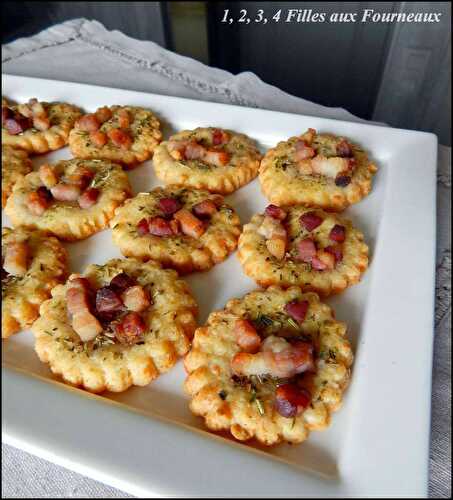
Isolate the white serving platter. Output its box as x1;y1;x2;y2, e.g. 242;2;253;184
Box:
2;74;437;497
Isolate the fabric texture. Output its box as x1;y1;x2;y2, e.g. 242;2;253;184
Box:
1;18;451;499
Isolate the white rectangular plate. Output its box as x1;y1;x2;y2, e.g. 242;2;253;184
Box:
2;75;437;497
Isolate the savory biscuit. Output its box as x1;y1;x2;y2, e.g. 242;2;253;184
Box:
259;128;377;210
185;286;353;446
2;146;32;207
2;226;68;339
237;204;369;296
69;105;162;169
110;185;241;274
153;127;262;193
32;258;198;393
5;158;132;241
2;98;82;154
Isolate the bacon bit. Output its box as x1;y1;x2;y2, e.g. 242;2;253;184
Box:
184;141;206;160
210;194;225;207
275;384;311;418
312;251;335;271
296;239;317;263
159;197;182;216
95;286;124;313
76;113;100;132
95;106;112;123
204;148;230;167
212;128;230;145
192;199;217;219
66;166;94;189
311;156;351;179
28;98;46;116
137;218;149;235
336;139;353;158
51;183;81;202
329;224;346;243
39;164;59;188
66;277;93;316
117;109;130;129
294;140;315;160
17;103;33;118
114;312;146;345
324;245;343;263
3;242;29;276
266;236;286;260
121;285;151;313
90;130;108;147
167;140;187;161
258;216;287;240
301;128;316;145
71;312;103;342
26;187;52;216
173;209;205;238
335;175;352;187
110;273;136;291
284;300;309;323
234;319;261;353
264;204;287;221
78;188;100;209
32;115;51;131
148;217;174;236
300;212;323;231
4;114;32;135
107;128;132;149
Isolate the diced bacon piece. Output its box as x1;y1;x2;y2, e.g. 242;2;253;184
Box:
117;109;130;129
231;336;314;378
39;164;59;188
90;130;108;147
300;212;323;231
336;139;353;158
137;218;150;235
258;216;287;240
148;217;174;236
121;285;151;313
173;209;205;238
76;113;100;132
107;128;132;149
167;140;188;161
32;115;50;131
78;188;100;209
284;300;309;323
66;166;94;189
324;245;343;263
264;204;287;221
17;103;34;118
114;312;146;345
294;140;315;161
192;199;217;219
159;197;182;216
26;187;52;216
275;384;311;418
212;128;230;145
311;156;351;179
296;239;317;263
184;141;206;160
3;241;29;276
329;224;346;243
335;175;352;187
311;251;335;271
234;319;262;353
95;286;124;313
266;236;286;260
95;106;112;123
204;148;230;167
66;277;92;305
28;98;46;116
210;194;225;207
71;311;103;342
3;115;32;135
51;183;81;202
301;128;316;145
110;273;136;291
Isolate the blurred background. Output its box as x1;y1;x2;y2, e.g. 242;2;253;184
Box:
2;1;451;144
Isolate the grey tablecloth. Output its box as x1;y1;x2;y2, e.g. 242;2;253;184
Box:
2;19;451;499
